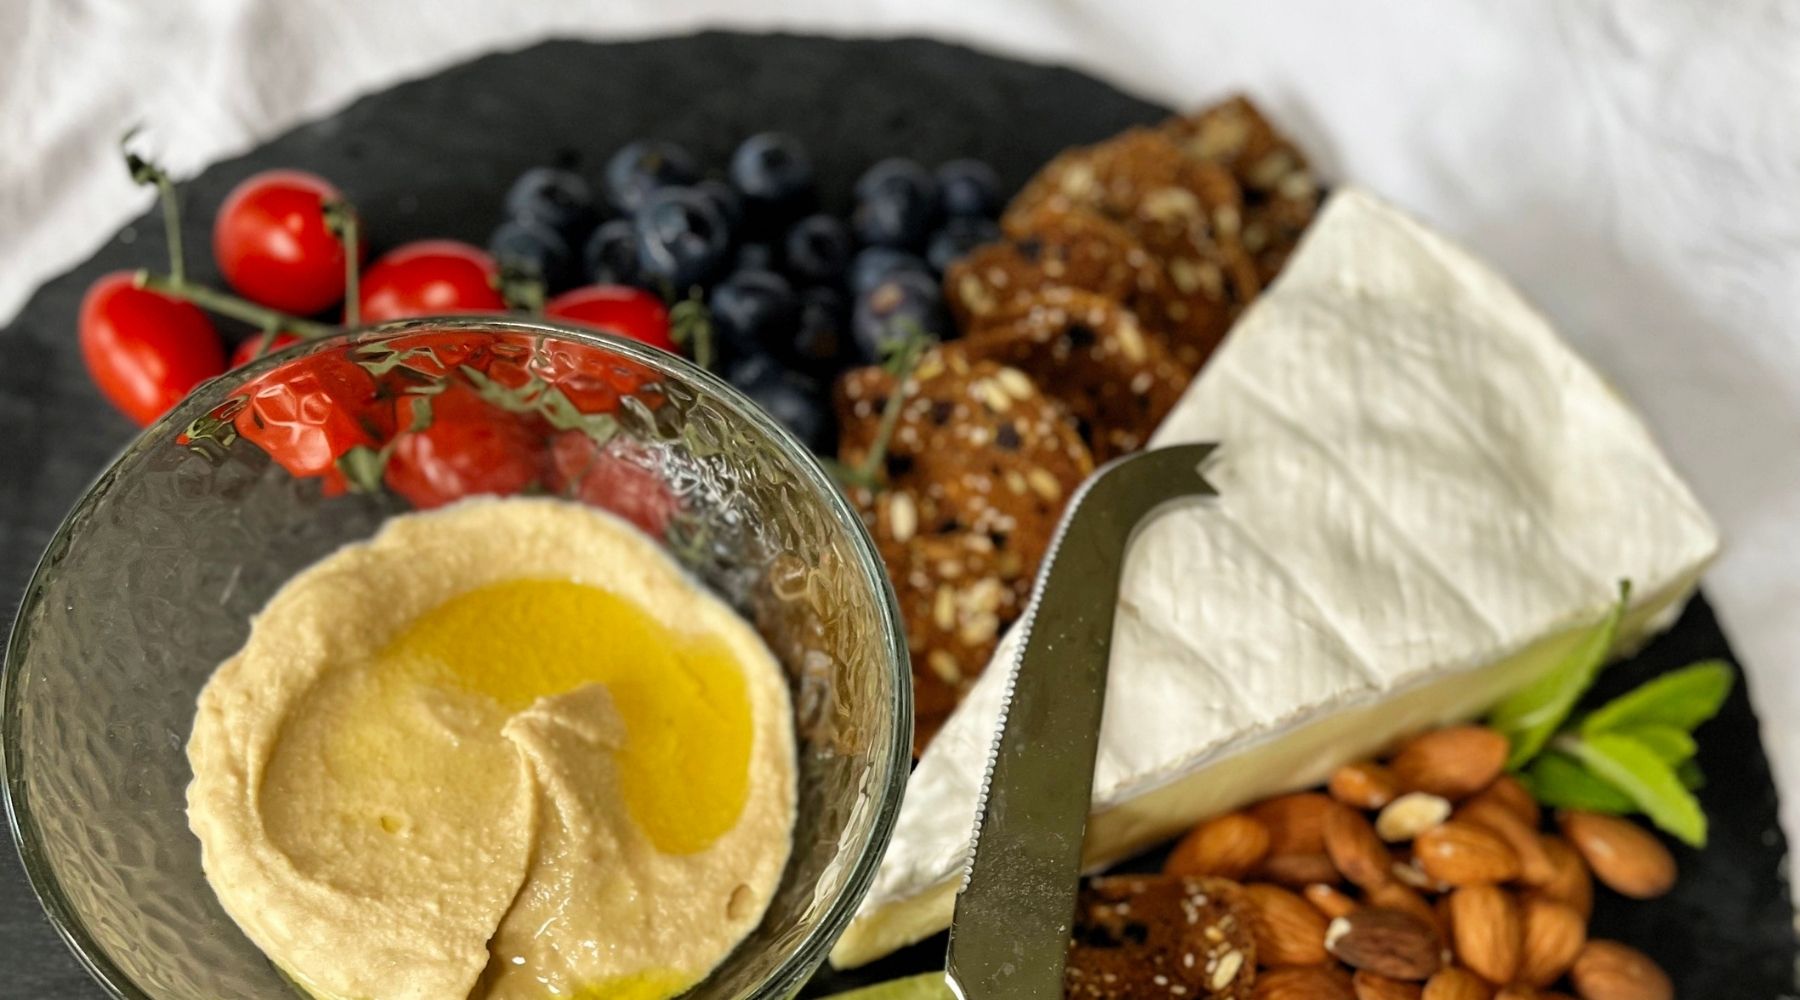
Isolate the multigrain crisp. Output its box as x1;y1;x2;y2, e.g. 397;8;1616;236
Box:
942;207;1167;332
1065;875;1258;1000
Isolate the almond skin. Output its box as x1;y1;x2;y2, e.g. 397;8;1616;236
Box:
1324;802;1395;889
1305;882;1361;920
1422;967;1494;1000
1447;884;1522;985
1468;774;1541;827
1366;881;1441;936
1493;988;1539;1000
1353;970;1424;1000
1569;939;1673;1000
1252;792;1337;855
1536;835;1594;919
1332;761;1403;810
1263;851;1343;887
1456;796;1555;886
1166;812;1272;880
1390;725;1509;800
1245;882;1332;965
1517;896;1586;988
1414;820;1521;885
1557;811;1676;899
1256;965;1355;1000
1326;907;1444;981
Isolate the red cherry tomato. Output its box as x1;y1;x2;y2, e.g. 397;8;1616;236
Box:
79;271;225;426
229;331;304;368
384;384;542;509
546;430;678;537
544;285;676;352
213;170;358;315
359;240;506;324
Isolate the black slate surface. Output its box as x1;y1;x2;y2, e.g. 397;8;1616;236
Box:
1;32;1793;1000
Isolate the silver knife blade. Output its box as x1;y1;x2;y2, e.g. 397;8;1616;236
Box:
946;443;1219;1000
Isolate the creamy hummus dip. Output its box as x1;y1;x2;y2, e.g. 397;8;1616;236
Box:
187;497;796;1000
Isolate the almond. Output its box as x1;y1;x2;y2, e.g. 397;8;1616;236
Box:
1568;939;1673;1000
1517;896;1585;988
1538;838;1591;914
1422;967;1494;1000
1469;774;1541;827
1166;812;1272;879
1493;988;1539;1000
1246;883;1331;965
1304;882;1361;920
1353;970;1425;1000
1253;792;1337;855
1377;792;1453;842
1256;965;1355;1000
1326;908;1444;981
1456;796;1554;886
1324;802;1395;889
1447;884;1521;984
1264;851;1343;887
1365;881;1440;936
1332;761;1402;810
1390;725;1509;800
1557;811;1676;899
1414;821;1520;885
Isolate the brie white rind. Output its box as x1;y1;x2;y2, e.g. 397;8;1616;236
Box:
830;187;1719;968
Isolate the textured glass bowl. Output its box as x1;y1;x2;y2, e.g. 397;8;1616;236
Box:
2;318;910;999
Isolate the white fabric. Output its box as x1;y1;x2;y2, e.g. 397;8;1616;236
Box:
4;0;1798;884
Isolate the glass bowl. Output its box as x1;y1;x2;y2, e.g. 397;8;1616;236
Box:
1;317;911;999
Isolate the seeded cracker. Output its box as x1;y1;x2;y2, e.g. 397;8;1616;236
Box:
1066;875;1258;999
942;207;1167;332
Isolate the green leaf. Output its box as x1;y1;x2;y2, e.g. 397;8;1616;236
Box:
1489;581;1631;768
1521;750;1636;814
819;973;952;1000
1580;660;1734;735
1611;724;1696;764
1678;759;1706;790
1564;732;1707;847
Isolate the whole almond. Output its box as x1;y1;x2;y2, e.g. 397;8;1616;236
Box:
1166;812;1272;879
1469;774;1541;827
1457;796;1554;886
1305;882;1361;920
1391;851;1451;892
1366;881;1441;936
1264;851;1343;887
1326;908;1444;981
1256;965;1355;1000
1246;883;1331;965
1377;792;1453;842
1390;725;1509;800
1324;802;1395;889
1447;884;1521;984
1536;835;1594;918
1253;792;1337;855
1354;970;1424;1000
1332;761;1402;810
1568;939;1673;1000
1557;811;1676;899
1517;896;1585;987
1493;988;1539;1000
1422;967;1494;1000
1414;820;1521;885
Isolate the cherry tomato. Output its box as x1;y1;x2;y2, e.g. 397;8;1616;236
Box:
232;351;387;496
213;169;358;314
229;331;304;368
359;240;506;324
544;285;676;353
384;384;542;509
79;271;225;426
546;430;678;537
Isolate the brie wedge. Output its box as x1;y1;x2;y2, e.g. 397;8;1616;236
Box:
830;187;1719;968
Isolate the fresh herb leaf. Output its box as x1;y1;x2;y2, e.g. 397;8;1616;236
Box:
1679;759;1706;791
1580;659;1734;735
1563;731;1707;847
1521;750;1636;813
1489;581;1631;768
1609;724;1696;765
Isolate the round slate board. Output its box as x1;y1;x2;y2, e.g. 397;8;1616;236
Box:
0;32;1793;1000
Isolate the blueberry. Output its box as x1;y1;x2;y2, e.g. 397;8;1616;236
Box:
582;219;643;287
853;269;948;362
852;158;939;250
792;286;848;377
926;216;1002;273
504;167;601;240
695;179;744;236
729;356;831;452
604;140;699;214
634;187;731;295
729;133;816;228
734;241;779;274
782;214;855;286
935;159;1002;219
489;217;576;290
708;268;800;361
849;245;930;295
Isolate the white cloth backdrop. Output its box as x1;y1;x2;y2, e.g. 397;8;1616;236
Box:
4;0;1798;897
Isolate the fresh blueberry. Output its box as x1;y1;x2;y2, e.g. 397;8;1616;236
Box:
782;214;855;286
504;167;601;240
604;140;699;214
729;132;816;228
849;245;931;295
728;356;831;452
926;216;1002;273
934;159;1002;219
734;241;779;274
792;286;848;377
488;217;576;290
852;158;938;251
582;219;643;287
634;187;731;295
695;179;745;236
852;269;948;361
708;268;800;361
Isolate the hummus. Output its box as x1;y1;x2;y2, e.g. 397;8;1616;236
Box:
187;497;796;1000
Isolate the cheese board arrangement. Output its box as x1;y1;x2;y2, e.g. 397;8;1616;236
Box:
0;32;1794;1000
